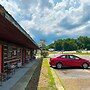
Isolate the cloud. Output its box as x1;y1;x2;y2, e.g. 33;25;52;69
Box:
80;0;90;3
0;0;90;44
39;0;53;9
81;4;90;23
59;2;90;30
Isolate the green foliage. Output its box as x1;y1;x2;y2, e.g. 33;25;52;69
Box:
46;36;90;51
62;38;78;51
45;43;55;50
77;36;90;50
41;51;49;58
55;39;62;51
48;65;57;90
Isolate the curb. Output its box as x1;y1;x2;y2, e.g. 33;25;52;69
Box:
50;68;65;90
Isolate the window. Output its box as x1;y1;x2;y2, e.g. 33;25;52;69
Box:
74;56;80;60
70;55;74;59
61;55;67;59
28;50;30;56
69;55;80;60
14;50;16;56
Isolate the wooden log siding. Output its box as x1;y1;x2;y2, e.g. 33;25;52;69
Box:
3;44;8;73
2;44;21;73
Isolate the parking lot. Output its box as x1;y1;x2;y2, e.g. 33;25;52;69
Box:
53;55;90;90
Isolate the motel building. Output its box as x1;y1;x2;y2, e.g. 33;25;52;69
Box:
0;5;39;79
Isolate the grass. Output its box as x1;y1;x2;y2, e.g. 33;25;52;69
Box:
75;52;90;55
48;65;57;90
48;51;57;54
38;58;57;90
37;51;57;55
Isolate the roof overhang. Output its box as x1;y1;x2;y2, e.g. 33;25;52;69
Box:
0;14;39;49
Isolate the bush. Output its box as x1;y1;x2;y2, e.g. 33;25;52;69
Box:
41;51;49;58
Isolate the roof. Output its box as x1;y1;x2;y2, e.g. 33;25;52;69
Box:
0;5;39;49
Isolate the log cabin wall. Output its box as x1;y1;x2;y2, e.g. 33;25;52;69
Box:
0;42;32;73
2;44;21;73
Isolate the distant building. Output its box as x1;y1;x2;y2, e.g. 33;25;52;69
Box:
48;48;54;51
0;5;39;74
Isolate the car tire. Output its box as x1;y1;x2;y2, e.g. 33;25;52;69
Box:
82;63;89;69
56;63;62;69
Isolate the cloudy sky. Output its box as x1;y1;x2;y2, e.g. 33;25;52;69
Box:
0;0;90;44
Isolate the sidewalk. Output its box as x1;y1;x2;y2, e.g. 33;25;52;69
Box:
0;59;41;90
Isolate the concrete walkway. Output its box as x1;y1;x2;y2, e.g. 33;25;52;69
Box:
0;59;40;90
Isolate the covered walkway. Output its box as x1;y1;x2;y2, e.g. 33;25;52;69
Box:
0;58;41;90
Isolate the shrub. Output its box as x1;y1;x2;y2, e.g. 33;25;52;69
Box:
41;51;49;58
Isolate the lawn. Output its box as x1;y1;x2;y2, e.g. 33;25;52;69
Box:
75;52;90;55
38;58;57;90
48;51;58;54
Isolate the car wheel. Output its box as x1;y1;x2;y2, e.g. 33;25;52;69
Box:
82;63;89;69
56;63;62;69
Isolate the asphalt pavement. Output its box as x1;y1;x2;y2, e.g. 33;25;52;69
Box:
55;67;90;90
49;53;90;90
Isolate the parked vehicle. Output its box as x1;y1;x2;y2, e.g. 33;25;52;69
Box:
49;54;90;69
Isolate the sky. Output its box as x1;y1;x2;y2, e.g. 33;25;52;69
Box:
0;0;90;45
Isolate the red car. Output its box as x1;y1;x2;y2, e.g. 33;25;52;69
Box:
49;54;90;69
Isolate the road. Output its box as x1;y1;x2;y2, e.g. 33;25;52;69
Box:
50;54;90;90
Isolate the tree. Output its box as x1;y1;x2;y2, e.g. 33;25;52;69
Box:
45;36;90;51
54;40;62;51
77;36;90;50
